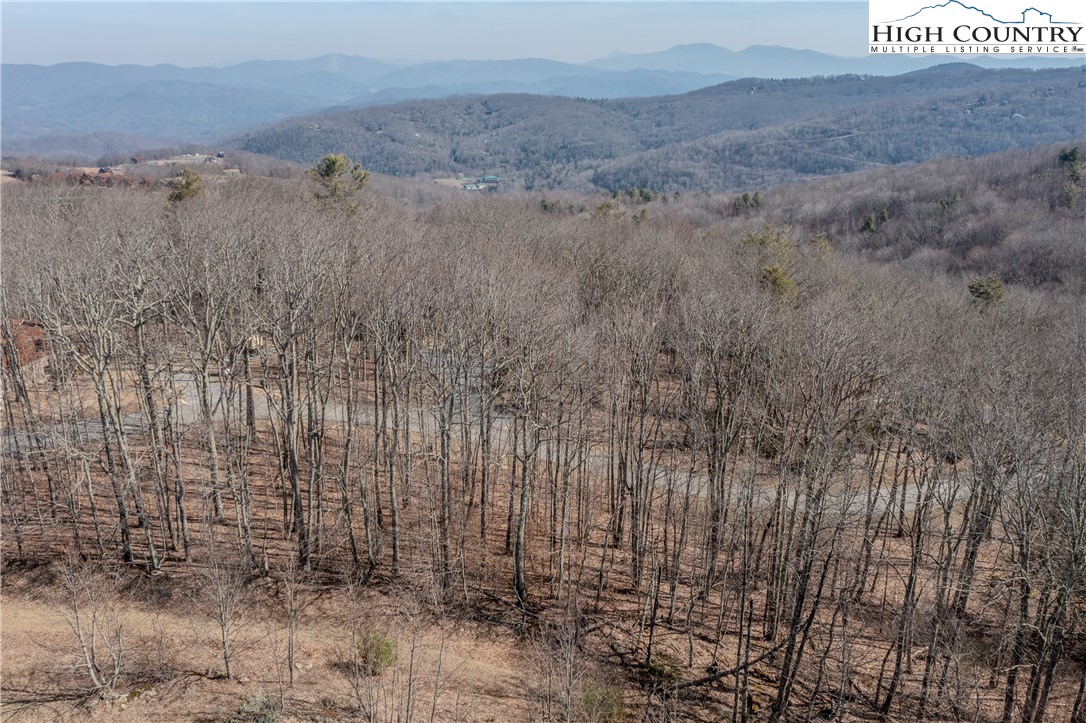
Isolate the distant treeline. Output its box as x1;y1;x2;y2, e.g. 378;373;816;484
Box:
232;65;1086;193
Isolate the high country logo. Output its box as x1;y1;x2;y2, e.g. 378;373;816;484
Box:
870;0;1085;54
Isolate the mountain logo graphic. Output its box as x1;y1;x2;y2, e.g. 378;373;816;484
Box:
883;0;1075;24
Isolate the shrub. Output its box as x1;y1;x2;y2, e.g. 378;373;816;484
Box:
808;232;834;256
744;226;800;302
734;190;764;213
228;693;280;723
760;265;798;303
1057;147;1081;208
645;653;682;686
1059;146;1082;182
743;224;793;257
356;630;396;676
968;273;1005;304
592;201;616;218
580;683;626;722
1063;180;1081;209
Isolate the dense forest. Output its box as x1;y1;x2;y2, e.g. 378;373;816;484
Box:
233;65;1086;193
1;144;1085;722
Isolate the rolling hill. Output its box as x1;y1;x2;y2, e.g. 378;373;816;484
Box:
4;46;1081;160
231;64;1086;192
1;53;730;153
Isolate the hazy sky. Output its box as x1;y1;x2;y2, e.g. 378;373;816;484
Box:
1;2;870;66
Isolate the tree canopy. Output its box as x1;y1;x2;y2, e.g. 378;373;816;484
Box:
308;153;369;210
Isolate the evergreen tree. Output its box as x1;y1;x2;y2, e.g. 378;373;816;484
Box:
167;168;204;204
308;154;370;211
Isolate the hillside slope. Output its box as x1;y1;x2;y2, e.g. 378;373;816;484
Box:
232;65;1086;192
660;142;1086;291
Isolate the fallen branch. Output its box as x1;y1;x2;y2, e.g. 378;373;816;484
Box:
671;636;791;691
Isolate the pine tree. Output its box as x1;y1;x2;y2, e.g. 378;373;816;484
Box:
308;154;370;211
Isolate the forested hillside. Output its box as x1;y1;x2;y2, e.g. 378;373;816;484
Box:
0;57;731;156
2;148;1084;721
234;65;1086;191
660;143;1086;291
7;48;1080;161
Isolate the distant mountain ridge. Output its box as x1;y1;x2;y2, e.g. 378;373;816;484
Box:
232;64;1086;194
3;44;1081;159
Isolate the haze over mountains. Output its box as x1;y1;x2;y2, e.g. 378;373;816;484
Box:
3;44;1082;160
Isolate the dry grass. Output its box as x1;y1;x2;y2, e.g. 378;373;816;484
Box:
0;567;534;722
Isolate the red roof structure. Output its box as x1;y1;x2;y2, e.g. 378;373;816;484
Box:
1;320;49;376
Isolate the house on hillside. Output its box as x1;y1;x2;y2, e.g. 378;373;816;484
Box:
1;320;50;385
